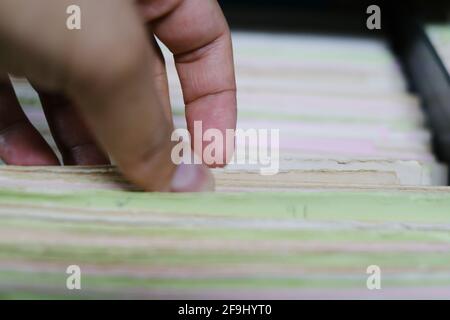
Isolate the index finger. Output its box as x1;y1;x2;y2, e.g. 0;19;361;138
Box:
142;0;237;167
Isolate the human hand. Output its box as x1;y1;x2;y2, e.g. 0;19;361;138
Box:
0;0;236;191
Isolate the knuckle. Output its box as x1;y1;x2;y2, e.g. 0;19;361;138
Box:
140;0;184;20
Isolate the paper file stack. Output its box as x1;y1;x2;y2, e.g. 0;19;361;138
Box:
2;31;450;299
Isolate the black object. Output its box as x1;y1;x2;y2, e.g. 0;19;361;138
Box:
388;6;450;175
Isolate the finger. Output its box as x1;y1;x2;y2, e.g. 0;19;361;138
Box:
141;0;237;167
63;1;212;191
0;77;59;165
34;87;110;165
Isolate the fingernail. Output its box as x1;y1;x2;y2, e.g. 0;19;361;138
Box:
171;163;215;192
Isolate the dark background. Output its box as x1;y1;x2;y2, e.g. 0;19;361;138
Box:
218;1;450;33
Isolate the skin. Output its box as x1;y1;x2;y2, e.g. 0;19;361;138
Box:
0;0;237;192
